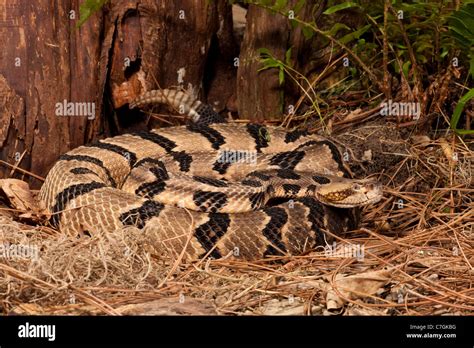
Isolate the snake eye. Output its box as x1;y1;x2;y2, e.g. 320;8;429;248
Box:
352;183;362;191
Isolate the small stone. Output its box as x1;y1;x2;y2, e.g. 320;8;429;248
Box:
362;149;372;161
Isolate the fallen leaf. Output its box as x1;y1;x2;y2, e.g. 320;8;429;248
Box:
0;179;42;215
326;269;391;310
341;108;362;122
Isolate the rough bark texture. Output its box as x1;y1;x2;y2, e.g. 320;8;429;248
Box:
117;0;217;96
0;0;221;187
0;0;101;188
103;0;219;130
237;4;290;122
205;0;239;113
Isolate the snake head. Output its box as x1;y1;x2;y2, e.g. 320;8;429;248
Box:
315;176;382;208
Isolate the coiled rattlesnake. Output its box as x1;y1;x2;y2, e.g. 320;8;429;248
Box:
40;89;381;260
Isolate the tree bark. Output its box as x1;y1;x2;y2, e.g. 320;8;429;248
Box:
237;4;289;122
0;0;102;189
0;0;220;187
104;0;219;130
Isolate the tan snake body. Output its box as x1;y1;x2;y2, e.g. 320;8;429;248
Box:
40;89;381;260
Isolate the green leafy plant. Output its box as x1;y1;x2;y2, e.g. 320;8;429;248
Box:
77;0;109;27
447;2;474;134
450;88;474;135
323;2;360;15
257;46;324;126
240;0;473;133
448;2;474;77
258;47;293;85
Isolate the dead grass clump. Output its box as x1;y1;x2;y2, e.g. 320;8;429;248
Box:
0;221;171;314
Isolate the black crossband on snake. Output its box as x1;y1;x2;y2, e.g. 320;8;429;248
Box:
40;89;382;260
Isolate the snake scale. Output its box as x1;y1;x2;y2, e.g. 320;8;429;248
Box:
40;89;382;260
